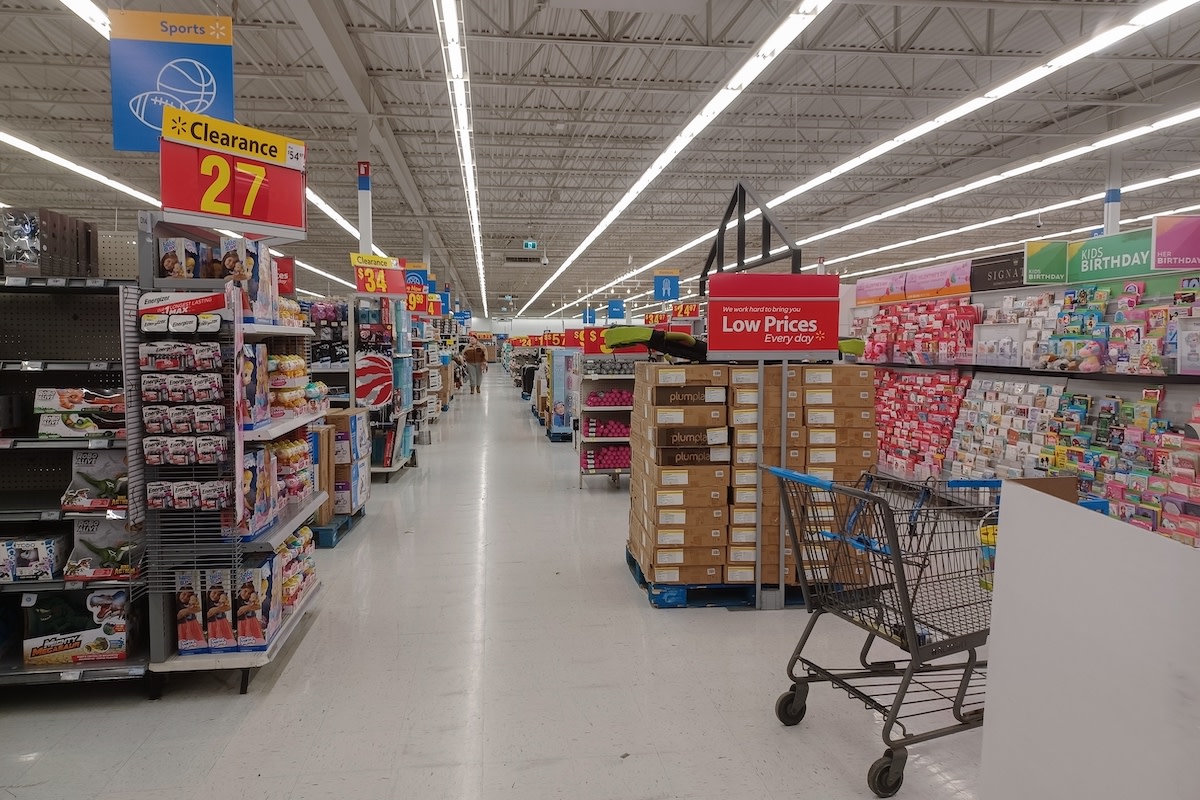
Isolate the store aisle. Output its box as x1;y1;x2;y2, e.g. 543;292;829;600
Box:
0;371;981;800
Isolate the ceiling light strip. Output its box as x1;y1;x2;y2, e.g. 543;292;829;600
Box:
59;0;109;39
434;0;488;318
517;0;834;316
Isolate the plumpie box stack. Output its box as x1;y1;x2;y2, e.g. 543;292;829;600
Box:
627;363;878;586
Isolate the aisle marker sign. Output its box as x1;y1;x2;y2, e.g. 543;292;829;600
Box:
607;299;626;320
109;10;234;153
1151;215;1200;270
351;253;404;294
160;108;307;238
654;271;680;301
706;273;840;360
582;308;597;325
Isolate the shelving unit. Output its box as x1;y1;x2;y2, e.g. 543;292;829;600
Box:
574;356;638;488
0;279;143;688
347;293;415;478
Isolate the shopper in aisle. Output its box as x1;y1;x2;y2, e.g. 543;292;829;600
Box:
462;335;488;393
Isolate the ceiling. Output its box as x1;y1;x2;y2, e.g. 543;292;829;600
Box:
3;0;1200;317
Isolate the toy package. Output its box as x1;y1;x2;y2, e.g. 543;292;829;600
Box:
235;554;278;651
23;588;129;665
236;447;278;539
237;343;270;429
32;388;125;414
1;535;69;581
64;518;142;581
2;210;40;272
174;569;208;654
157;238;200;280
220;238;277;323
38;412;126;439
60;450;128;513
202;569;237;653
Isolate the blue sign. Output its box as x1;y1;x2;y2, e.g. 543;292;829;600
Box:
405;266;428;292
109;11;235;153
607;299;626;320
453;311;471;323
428;278;438;294
439;292;451;315
582;308;596;324
654;274;680;301
523;240;538;250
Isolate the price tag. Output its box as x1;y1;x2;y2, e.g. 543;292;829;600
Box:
59;670;82;682
85;278;105;288
21;361;43;371
64;580;84;590
40;510;61;521
46;277;67;287
354;265;401;294
88;438;109;450
0;439;13;449
5;276;28;287
20;593;36;608
88;361;109;371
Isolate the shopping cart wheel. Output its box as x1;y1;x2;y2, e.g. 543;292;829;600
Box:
774;684;808;726
867;754;904;798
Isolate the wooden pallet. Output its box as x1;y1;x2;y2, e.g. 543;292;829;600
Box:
314;507;366;548
624;548;756;609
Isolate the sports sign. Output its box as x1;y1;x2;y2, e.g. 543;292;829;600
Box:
706;273;840;360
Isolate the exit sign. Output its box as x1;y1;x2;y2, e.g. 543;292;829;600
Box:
523;240;538;250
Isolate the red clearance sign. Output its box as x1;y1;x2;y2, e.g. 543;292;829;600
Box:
542;332;567;347
672;302;700;318
159;108;307;239
565;329;584;348
706;273;840;360
644;312;669;326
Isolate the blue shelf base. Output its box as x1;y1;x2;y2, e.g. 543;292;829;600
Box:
314;508;366;548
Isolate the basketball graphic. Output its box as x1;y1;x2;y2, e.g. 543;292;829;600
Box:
128;58;219;131
355;354;393;407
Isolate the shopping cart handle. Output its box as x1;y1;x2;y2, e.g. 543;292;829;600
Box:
762;466;834;491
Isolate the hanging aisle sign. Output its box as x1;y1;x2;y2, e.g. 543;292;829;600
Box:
903;260;971;300
654;271;680;301
1151;215;1200;270
969;252;1025;292
582;308;597;325
607;299;626;320
854;273;907;306
159;108;307;238
109;10;235;153
1024;241;1069;284
707;273;840;360
1066;228;1151;283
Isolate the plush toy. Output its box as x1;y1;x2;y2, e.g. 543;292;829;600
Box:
1077;340;1103;373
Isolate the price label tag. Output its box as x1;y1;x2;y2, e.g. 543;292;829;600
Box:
85;278;105;288
5;276;28;287
354;265;401;294
59;670;82;682
22;361;44;371
20;593;36;608
88;438;109;450
64;580;84;590
40;510;61;521
46;277;67;288
88;361;108;371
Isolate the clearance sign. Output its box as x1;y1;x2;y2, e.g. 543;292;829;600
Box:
706;273;840;361
160;107;307;238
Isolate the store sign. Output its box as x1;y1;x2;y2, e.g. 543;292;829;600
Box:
855;273;906;306
1024;241;1068;284
159;108;306;238
1152;215;1200;270
582;308;597;325
706;273;840;360
970;252;1025;292
671;302;700;318
404;263;429;311
350;253;402;295
109;10;235;153
581;327;615;355
425;293;443;317
607;299;626;319
453;311;471;323
904;260;971;300
566;328;585;348
276;256;295;296
1066;228;1151;283
543;332;567;347
653;272;680;301
509;336;530;347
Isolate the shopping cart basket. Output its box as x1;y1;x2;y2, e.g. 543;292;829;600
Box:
764;467;1001;797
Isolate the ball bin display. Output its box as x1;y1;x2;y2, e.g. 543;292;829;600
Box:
581;445;631;471
580;358;635;375
582;418;630;438
585;389;633;407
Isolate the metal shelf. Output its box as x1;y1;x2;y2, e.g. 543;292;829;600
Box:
865;361;1200;385
0;657;148;687
580;468;630;475
0;359;121;372
371;452;412;475
242;324;316;339
148;580;322;674
581;373;636;380
0;491;127;522
0;437;125;450
241;491;328;551
580;436;632;443
242;408;328;442
1;276;134;293
310;365;351;374
581;406;634;412
0;577;143;594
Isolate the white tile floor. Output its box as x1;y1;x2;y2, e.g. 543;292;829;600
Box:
0;371;983;799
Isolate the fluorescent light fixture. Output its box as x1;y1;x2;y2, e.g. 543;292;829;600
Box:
539;0;1200;317
295;287;327;298
303;187;388;257
0;129;159;206
434;0;489;318
518;0;834;315
59;0;109;39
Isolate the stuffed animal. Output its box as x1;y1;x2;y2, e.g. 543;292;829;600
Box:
1077;340;1103;373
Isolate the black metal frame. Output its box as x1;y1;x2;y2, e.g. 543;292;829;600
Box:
699;181;803;297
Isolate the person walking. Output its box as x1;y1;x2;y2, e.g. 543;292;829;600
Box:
462;335;488;394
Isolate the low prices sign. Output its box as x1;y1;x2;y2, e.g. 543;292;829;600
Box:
706;273;840;361
160;107;307;239
351;253;404;294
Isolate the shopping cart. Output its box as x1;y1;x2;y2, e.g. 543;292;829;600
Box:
764;467;1001;797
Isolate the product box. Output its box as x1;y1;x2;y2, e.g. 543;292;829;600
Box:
32;388;125;415
652;446;732;466
806;447;878;468
645;524;728;548
639;385;727;406
157;237;200;279
38;412;126;439
650;546;726;567
730;504;781;528
747;447;808;469
238;447;278;540
646;485;727;509
202;569;238;653
804;466;871;485
328;408;370;465
807;427;877;447
237;343;271;429
23;588;129;665
636;362;728;387
636;425;729;448
727;365;800;387
804;406;877;428
334;455;371;514
724;564;801;585
174;569;207;654
730;425;806;448
61;450;128;513
1;535;70;581
652;506;726;528
63;519;140;582
731;481;781;507
650;565;722;584
803;385;875;408
235;554;278;651
639;404;727;428
639;464;729;489
309;424;336;525
802;366;874;386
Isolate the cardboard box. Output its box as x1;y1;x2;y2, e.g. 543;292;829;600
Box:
651;546;726;567
725;564;801;586
729;504;781;528
731;482;781;507
647;525;728;548
651;565;723;584
807;427;877;447
334;455;371;514
802;385;875;408
23;589;130;665
807;447;878;468
727;365;800;387
647;485;727;509
641;404;727;428
756;447;808;470
652;506;726;527
803;406;876;428
803;466;871;485
652;446;732;466
640;384;727;406
641;464;730;489
730;425;806;448
637;362;728;387
328;408;370;465
728;525;758;545
802;366;874;386
732;467;762;488
637;425;729;447
309;424;336;526
828;541;873;586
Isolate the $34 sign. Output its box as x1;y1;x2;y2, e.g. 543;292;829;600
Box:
355;266;400;294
